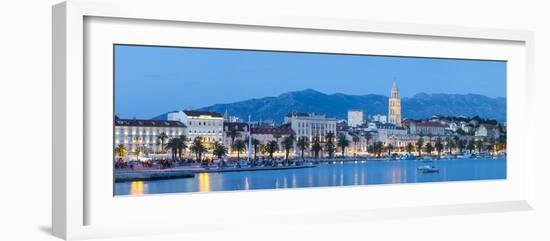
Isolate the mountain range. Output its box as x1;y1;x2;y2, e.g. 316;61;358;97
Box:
154;89;506;122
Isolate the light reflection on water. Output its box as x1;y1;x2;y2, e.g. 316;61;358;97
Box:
130;180;145;196
198;173;210;193
115;158;506;196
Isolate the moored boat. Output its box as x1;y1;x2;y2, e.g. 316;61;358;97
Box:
417;165;439;173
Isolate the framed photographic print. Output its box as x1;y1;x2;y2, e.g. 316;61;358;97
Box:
52;0;535;240
113;45;508;196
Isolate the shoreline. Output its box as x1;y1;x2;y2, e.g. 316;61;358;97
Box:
115;157;505;182
114;165;316;182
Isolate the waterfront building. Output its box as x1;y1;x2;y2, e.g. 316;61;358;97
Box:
403;119;447;136
167;110;224;145
285;112;337;143
448;122;459;132
114;116;186;154
373;122;409;147
347;109;365;127
371;114;388;123
251;126;295;157
251;127;294;144
388;82;402;127
475;123;501;139
223;122;250;153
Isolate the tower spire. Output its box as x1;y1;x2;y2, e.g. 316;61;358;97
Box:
388;82;402;127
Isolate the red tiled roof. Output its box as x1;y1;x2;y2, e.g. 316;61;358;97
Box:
224;122;249;131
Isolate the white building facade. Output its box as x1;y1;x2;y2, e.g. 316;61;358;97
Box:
114;117;186;153
285;112;337;142
347;109;365;127
167;110;224;146
371;114;388;123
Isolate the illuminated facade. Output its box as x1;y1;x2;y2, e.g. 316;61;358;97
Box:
114;117;186;153
285;112;337;142
388;82;402;127
167;110;224;145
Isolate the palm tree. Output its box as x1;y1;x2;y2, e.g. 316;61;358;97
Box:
466;140;475;154
416;137;424;157
363;132;372;153
453;135;460;154
232;139;246;161
446;136;453;155
190;136;207;161
311;137;322;159
406;142;414;155
352;135;360;155
166;138;179;160
259;144;268;156
212;141;227;159
296;136;310;160
114;144;127;159
386;144;394;156
282;135;295;163
337;133;350;157
176;135;187;159
325;132;335;143
458;139;467;153
476;139;484;154
133;146;143;159
497;133;506;152
252;138;260;161
435;138;444;157
325;142;336;158
425;142;434;156
266;140;279;159
157;132;168;153
373;141;384;157
273;132;282;151
227;127;240;153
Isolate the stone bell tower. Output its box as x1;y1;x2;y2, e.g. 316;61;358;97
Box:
388;82;402;127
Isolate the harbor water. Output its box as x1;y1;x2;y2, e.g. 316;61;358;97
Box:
115;157;506;196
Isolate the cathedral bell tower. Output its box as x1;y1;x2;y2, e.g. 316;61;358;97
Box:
388;82;402;127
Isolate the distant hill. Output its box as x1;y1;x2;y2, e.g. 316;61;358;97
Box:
153;89;506;122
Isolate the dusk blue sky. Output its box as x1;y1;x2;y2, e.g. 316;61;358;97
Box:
115;45;506;119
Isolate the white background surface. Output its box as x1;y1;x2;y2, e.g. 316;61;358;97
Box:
1;0;549;240
85;15;529;231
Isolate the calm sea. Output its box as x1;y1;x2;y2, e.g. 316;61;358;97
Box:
115;157;506;196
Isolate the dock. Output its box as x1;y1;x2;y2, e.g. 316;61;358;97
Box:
115;165;317;182
193;165;316;173
115;169;195;182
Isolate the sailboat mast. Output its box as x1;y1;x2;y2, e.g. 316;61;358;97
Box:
248;115;252;162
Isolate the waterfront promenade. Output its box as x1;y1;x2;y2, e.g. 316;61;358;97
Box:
115;163;316;182
114;154;504;183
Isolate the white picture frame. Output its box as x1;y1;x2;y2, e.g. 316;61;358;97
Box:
52;0;535;240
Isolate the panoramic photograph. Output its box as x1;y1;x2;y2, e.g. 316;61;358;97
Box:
113;44;507;196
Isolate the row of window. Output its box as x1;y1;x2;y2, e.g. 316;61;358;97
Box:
115;127;184;135
297;122;336;129
115;132;184;136
188;130;223;135
188;120;223;127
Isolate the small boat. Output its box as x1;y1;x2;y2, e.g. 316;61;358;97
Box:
401;155;416;161
417;165;439;173
457;153;472;159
